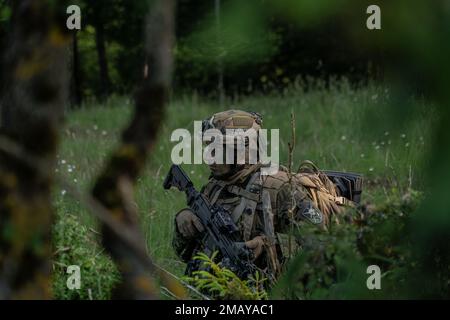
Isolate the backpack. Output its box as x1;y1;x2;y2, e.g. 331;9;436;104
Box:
294;160;363;226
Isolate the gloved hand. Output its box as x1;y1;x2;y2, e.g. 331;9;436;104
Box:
245;235;266;259
176;209;204;239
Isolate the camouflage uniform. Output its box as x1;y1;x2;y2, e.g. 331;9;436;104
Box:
172;110;348;280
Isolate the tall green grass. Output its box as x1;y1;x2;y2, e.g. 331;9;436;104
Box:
52;81;434;299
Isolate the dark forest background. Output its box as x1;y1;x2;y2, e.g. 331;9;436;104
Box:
1;0;386;105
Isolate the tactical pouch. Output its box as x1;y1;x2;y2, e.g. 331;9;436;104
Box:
323;171;363;204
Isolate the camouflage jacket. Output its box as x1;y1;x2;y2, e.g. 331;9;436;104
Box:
172;166;326;277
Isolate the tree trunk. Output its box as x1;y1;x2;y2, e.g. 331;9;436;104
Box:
94;18;111;101
0;0;70;299
70;31;83;108
215;0;225;106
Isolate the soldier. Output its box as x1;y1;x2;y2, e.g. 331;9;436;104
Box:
172;110;356;281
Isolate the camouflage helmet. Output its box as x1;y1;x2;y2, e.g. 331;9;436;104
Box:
202;110;263;167
202;110;262;133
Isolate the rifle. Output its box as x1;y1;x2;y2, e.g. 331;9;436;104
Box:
163;164;257;279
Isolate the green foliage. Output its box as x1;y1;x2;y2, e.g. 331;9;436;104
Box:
272;214;364;299
271;189;441;299
183;0;276;66
357;190;422;266
52;211;120;299
182;252;268;300
0;3;11;23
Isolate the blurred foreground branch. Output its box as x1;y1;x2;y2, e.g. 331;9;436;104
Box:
91;0;180;299
0;135;190;299
0;0;70;299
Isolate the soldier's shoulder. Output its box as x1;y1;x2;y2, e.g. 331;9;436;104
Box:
260;169;290;191
258;169;295;209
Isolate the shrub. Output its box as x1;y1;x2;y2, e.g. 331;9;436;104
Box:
183;252;268;300
52;213;120;300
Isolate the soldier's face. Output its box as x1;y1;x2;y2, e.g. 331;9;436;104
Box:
209;163;233;178
204;140;232;178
